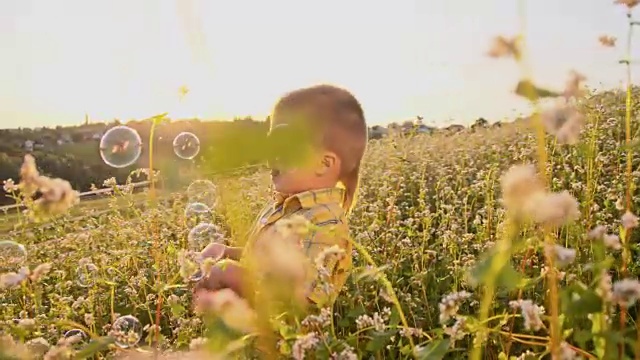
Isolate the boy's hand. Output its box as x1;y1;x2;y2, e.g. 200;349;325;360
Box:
192;260;246;303
199;243;243;262
199;243;226;262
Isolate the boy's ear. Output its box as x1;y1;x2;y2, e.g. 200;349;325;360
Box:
315;152;340;176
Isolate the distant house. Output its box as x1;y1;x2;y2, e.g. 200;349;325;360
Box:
24;140;34;152
368;125;389;139
92;132;103;140
34;142;45;150
445;124;466;134
57;133;73;145
417;124;435;134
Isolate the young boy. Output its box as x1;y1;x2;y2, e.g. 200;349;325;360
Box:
194;84;367;310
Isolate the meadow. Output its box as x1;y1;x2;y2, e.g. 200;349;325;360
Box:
0;83;639;360
3;2;640;358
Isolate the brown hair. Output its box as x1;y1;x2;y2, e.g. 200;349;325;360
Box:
272;84;367;214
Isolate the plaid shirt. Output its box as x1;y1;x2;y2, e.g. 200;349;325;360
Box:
242;187;352;306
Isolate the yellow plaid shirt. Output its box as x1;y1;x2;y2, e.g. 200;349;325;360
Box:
242;187;352;306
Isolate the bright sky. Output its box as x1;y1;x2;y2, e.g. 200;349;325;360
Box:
0;0;638;129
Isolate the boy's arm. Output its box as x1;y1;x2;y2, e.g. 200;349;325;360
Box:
224;246;244;261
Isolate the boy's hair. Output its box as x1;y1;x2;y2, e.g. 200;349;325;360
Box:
272;84;367;213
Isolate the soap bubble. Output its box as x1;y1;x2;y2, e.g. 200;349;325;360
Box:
187;243;226;282
99;126;142;168
173;132;200;160
190;269;205;282
63;329;88;348
185;253;205;283
186;180;217;208
76;263;99;288
110;315;142;349
184;202;213;227
0;240;27;271
188;223;224;251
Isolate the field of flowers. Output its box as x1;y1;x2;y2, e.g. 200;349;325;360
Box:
4;1;640;358
1;84;640;359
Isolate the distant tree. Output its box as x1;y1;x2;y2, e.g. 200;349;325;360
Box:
474;117;489;128
401;120;414;130
71;132;85;143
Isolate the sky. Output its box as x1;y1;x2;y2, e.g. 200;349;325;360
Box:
0;0;638;129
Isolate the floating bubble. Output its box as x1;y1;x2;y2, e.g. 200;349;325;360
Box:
99;126;142;168
184;202;213;226
63;329;88;348
187;243;226;282
110;315;142;349
76;263;99;288
0;240;27;271
187;223;224;251
173;132;200;160
186;180;217;208
186;252;205;283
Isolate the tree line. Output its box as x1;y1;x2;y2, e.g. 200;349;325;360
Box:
0;117;269;205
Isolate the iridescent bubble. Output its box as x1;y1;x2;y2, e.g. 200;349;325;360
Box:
186;180;217;208
173;132;200;160
187;223;224;251
187;243;225;282
63;329;88;349
0;240;27;271
189;269;204;282
76;263;99;288
186;252;205;283
110;315;142;349
99;126;142;168
184;202;213;226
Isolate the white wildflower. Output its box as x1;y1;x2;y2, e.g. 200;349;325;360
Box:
559;341;580;360
612;278;640;307
544;244;577;269
587;225;607;240
603;234;621;250
443;317;467;341
599;35;617;47
487;35;519;58
540;101;584;145
30;263;52;282
621;211;639;229
597;270;613;303
439;291;471;324
563;70;587;99
3;178;18;192
301;308;332;329
0;267;30;289
509;299;545;331
292;332;319;360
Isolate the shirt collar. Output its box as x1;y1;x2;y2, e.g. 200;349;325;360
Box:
273;187;345;210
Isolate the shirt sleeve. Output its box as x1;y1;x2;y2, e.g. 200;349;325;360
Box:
300;221;352;307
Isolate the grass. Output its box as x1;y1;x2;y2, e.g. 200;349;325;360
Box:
0;85;639;359
0;192;153;234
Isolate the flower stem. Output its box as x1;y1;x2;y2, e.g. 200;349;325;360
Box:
347;238;416;357
623;9;635;360
516;0;560;356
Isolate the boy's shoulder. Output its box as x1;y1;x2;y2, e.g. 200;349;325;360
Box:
289;188;346;221
296;200;346;228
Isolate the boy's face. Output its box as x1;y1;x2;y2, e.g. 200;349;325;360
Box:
267;117;339;195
